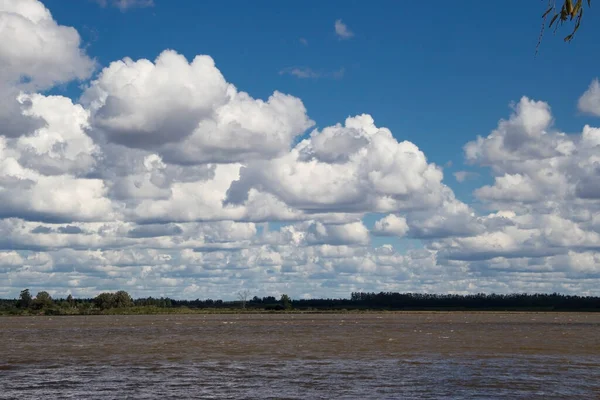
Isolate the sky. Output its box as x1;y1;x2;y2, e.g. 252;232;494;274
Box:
1;0;600;300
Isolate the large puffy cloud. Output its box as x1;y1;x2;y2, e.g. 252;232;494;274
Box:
0;93;110;222
0;83;44;138
0;0;94;87
0;170;114;222
465;97;599;206
464;97;568;171
122;157;366;224
82;51;229;147
437;97;600;280
227;114;449;213
82;50;313;163
225;114;482;241
0;0;94;138
14;93;98;175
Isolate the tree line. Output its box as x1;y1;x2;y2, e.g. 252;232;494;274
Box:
0;289;294;315
347;292;600;310
1;289;599;315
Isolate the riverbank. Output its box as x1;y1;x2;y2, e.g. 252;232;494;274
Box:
3;305;600;316
3;290;599;315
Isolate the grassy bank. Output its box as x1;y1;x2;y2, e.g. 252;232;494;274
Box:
3;290;599;316
3;306;600;316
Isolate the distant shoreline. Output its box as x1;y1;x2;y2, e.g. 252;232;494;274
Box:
3;291;599;316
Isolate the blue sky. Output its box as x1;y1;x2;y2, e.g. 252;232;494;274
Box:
1;0;600;299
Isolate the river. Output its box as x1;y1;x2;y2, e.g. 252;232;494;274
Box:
1;312;599;399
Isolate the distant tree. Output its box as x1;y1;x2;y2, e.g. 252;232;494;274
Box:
94;292;116;310
66;294;74;305
18;289;32;309
32;291;53;310
237;290;250;309
93;291;133;309
113;291;133;308
280;294;292;310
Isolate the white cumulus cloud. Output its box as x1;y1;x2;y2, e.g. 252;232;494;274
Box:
334;19;353;39
0;0;94;138
373;214;409;237
83;50;313;164
578;79;600;116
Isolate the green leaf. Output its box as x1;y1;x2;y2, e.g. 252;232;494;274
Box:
572;1;582;17
566;0;573;14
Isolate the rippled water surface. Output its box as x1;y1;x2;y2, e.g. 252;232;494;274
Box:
1;313;599;399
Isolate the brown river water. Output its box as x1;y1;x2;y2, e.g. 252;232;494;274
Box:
0;312;599;399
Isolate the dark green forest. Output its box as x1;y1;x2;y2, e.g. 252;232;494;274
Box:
1;289;600;315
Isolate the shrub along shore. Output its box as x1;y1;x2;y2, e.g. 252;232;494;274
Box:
1;289;600;316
